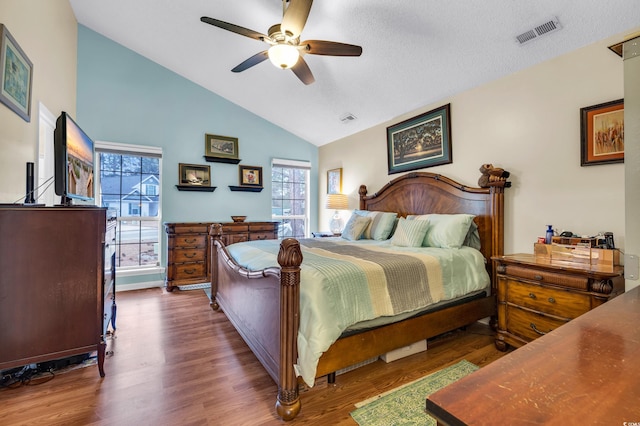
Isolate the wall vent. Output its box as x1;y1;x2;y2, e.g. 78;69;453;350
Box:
516;17;562;45
340;113;357;123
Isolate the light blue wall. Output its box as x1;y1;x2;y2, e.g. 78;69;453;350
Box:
76;25;318;285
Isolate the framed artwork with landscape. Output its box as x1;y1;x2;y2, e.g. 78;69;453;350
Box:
580;99;624;166
386;104;452;174
204;133;240;163
0;24;33;122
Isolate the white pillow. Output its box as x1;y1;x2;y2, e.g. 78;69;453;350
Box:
341;214;372;241
390;218;430;247
353;210;398;240
408;214;475;249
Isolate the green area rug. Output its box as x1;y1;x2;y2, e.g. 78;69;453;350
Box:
350;359;478;426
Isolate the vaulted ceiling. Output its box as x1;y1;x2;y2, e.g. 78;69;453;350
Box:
69;0;640;146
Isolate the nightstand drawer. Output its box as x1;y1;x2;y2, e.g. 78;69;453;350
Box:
503;265;589;290
173;262;206;280
173;248;205;263
504;279;591;319
175;235;207;247
507;306;568;341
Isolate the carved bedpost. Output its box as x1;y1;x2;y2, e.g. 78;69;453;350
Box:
208;223;223;311
490;186;505;330
275;238;303;421
358;185;368;210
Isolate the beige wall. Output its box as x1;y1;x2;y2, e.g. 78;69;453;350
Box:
0;0;77;203
320;29;637;267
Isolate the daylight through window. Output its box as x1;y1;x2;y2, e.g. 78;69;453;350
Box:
272;159;310;239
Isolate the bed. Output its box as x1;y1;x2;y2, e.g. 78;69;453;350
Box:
208;170;508;421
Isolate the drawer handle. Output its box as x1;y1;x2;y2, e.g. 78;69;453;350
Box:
184;253;196;258
184;269;195;274
184;238;197;243
548;297;556;304
534;274;543;281
256;236;266;240
528;292;537;299
530;322;547;335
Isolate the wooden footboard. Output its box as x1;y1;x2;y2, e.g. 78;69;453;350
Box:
209;171;509;421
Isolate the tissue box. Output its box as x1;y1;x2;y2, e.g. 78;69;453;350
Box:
380;340;427;363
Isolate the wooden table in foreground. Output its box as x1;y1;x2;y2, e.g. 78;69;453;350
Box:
426;285;640;425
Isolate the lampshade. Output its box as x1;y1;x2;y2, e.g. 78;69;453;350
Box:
268;44;300;69
326;194;348;210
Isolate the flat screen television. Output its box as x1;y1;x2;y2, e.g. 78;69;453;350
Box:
54;111;95;206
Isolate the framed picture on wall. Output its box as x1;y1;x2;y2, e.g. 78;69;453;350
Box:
327;168;342;194
239;165;263;188
204;133;240;164
386;104;452;174
178;163;211;187
0;24;33;122
580;99;624;166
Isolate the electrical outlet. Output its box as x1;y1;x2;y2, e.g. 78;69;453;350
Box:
624;254;639;280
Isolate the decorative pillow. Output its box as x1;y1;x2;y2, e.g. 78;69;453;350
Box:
353;210;398;240
408;214;476;248
463;221;482;250
341;214;372;241
390;218;430;247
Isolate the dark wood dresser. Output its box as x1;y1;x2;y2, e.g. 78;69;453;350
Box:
493;253;624;350
426;284;640;425
164;221;279;291
0;206;109;376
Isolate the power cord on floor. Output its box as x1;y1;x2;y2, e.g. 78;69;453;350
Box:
0;365;55;389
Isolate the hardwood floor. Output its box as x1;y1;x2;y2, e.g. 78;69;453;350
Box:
0;288;511;425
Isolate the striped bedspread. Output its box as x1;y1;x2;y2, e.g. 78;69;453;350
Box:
226;237;490;386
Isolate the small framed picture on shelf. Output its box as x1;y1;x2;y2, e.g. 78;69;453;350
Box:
239;165;262;187
204;133;240;163
179;163;211;187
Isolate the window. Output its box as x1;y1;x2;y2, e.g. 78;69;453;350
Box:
272;159;311;239
95;141;162;269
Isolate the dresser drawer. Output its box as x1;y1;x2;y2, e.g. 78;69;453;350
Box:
173;262;206;280
223;224;249;233
507;306;568;341
249;232;275;241
249;223;277;232
502;264;589;290
175;235;207;247
172;248;205;263
503;279;591;319
173;224;208;234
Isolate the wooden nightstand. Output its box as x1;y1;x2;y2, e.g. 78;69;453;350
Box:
492;253;624;351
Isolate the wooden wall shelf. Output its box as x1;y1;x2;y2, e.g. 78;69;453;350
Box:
175;185;216;192
203;156;241;164
229;186;263;192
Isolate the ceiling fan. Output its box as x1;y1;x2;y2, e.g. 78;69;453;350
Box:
200;0;362;85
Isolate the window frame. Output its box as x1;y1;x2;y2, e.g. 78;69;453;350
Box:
95;141;163;275
271;158;311;239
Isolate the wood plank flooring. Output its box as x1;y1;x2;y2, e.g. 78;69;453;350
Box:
0;288;511;425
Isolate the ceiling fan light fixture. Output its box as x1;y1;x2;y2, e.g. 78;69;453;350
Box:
268;44;300;69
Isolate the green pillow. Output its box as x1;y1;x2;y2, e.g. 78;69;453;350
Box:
354;210;398;240
390;218;430;247
341;214;372;241
408;214;475;248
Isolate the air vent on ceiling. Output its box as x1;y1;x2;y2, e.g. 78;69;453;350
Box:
340;113;357;123
516;17;562;45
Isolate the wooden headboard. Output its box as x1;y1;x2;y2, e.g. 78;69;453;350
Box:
358;171;506;283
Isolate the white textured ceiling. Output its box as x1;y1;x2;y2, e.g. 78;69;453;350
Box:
69;0;640;146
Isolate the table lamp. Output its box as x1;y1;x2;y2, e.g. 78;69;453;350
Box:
326;194;348;234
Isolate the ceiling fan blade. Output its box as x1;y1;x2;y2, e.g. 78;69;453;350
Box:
291;57;315;85
231;51;269;72
281;0;313;38
303;40;363;56
200;16;268;42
